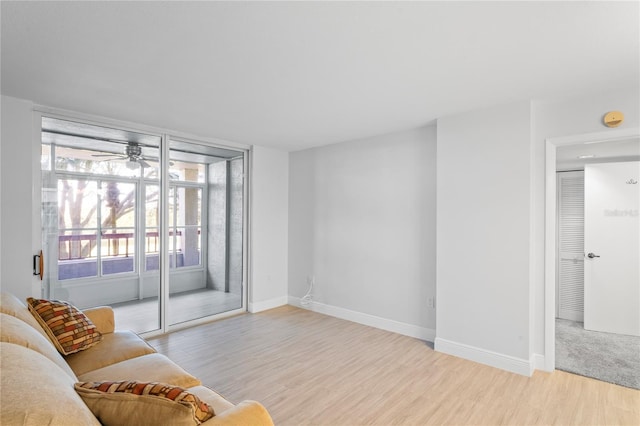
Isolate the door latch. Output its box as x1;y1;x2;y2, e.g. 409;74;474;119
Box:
33;250;44;280
587;252;600;259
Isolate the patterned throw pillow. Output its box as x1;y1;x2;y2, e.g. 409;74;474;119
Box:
75;381;215;425
26;297;102;355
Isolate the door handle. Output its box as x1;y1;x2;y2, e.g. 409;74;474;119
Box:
587;252;600;259
33;250;44;280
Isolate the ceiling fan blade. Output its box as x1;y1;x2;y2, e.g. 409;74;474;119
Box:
138;159;151;168
94;156;128;162
92;153;122;158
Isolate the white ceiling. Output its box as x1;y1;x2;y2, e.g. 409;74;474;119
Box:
2;1;639;151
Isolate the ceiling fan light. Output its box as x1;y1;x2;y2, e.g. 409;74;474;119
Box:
126;160;139;170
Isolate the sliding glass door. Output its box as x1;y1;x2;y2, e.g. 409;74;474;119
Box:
40;117;162;333
39;116;246;334
167;139;245;325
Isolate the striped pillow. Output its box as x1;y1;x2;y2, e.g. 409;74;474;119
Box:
75;381;215;425
26;297;102;355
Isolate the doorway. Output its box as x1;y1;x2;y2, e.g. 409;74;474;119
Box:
38;115;248;335
548;133;640;388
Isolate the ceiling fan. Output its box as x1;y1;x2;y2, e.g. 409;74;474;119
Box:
92;142;152;168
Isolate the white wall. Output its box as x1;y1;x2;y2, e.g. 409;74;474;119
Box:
288;126;437;339
531;89;640;356
249;145;289;312
435;101;533;374
434;90;640;373
0;95;38;299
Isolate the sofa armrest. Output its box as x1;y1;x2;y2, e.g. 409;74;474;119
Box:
83;306;115;334
201;401;274;426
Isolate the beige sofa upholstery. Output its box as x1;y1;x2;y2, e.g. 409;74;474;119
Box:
0;292;273;426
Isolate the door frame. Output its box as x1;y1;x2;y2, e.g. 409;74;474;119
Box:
32;105;252;336
544;126;640;371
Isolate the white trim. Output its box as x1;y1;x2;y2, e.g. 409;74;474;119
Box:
246;148;256;317
36;105;163;137
288;296;436;342
544;137;558;372
434;337;534;377
160;134;170;333
544;128;639;146
242;147;251;316
32;110;45;298
544;127;640;373
247;147;255;318
529;104;537;374
532;353;547;372
248;296;288;313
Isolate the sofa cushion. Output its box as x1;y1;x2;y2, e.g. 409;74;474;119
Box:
0;313;77;379
0;342;101;426
75;381;214;426
83;306;115;334
200;401;274;426
78;353;201;389
26;297;102;355
65;330;157;376
187;385;235;415
0;292;52;342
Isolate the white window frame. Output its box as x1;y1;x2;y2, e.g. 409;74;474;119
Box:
168;182;207;272
52;169;153;282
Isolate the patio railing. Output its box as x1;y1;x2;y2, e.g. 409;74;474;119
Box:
58;230;186;260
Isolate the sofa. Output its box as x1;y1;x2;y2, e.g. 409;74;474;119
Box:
0;292;274;425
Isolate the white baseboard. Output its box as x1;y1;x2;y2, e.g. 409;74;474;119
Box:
248;296;288;313
532;353;547;372
434;337;534;376
288;296;436;342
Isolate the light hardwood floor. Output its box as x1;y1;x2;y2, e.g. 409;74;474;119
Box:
147;305;640;425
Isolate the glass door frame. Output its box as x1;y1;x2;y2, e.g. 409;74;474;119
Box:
33;106;251;337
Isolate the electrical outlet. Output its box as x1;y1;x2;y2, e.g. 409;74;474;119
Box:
428;297;435;308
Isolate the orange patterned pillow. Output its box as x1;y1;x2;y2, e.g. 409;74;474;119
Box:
75;381;215;425
26;297;102;355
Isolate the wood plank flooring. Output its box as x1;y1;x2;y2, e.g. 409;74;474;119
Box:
147;305;640;425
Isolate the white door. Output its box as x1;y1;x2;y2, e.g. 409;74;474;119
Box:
557;171;585;322
584;161;640;336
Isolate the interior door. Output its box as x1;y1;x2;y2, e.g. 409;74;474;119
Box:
584;161;640;336
557;171;585;321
